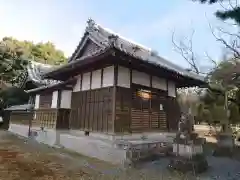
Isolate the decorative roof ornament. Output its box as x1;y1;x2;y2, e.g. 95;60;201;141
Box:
108;34;118;47
86;18;96;32
150;50;158;56
17;60;60;88
132;45;141;53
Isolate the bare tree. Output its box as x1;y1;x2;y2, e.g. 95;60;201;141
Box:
209;23;240;59
172;29;218;76
172;29;200;74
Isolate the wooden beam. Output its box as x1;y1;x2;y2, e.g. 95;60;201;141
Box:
112;64;118;133
166;79;170;132
57;90;62;109
129;66;132;133
80;74;83;91
150;75;152;129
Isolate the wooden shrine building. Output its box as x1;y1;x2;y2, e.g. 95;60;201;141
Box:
27;19;206;135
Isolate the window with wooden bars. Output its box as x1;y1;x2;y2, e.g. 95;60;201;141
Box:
37;110;57;129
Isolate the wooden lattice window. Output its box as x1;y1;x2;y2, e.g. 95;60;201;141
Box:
38;111;57;129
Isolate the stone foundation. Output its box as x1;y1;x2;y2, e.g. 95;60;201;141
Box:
70;130;176;142
8;123;65;147
8;124;174;165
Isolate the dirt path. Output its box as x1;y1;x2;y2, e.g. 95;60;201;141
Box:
0;131;123;180
1;131;240;180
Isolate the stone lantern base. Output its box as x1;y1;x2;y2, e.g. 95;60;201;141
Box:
213;133;234;157
168;154;208;173
169;143;208;173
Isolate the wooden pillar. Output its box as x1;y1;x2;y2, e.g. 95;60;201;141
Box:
149;76;152;129
112;64;118;133
129;67;132;133
57;90;61;109
166;80;170;132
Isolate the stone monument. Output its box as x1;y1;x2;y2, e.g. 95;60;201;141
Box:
213;124;235;157
168;112;208;173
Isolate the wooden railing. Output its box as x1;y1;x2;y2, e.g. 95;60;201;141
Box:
10;111;34;125
35;109;58;129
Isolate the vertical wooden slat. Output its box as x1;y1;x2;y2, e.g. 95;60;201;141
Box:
69;86;116;133
89;90;94;131
112;64;118;133
149;75;152;129
82;91;86;130
95;90;99;131
80;73;83;91
129;67;132;133
98;92;103;131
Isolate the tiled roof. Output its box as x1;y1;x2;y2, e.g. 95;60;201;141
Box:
71;19;205;82
19;61;61;88
4;104;34;111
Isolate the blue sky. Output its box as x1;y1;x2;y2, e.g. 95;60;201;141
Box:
0;0;229;69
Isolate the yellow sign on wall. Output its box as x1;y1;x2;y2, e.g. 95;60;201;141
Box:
137;89;151;100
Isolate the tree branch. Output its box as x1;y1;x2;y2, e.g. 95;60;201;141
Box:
208;22;240;58
172;29;200;74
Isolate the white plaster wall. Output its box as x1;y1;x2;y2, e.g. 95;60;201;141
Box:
60;90;72;109
82;72;91;91
168;81;176;97
102;66;114;87
73;75;81;92
132;70;150;87
117;66;130;88
51;91;58;108
35;95;40;109
152;76;167;90
91;69;101;89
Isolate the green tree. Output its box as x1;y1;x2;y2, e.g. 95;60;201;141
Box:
31;42;66;65
1;37;67;65
0;87;29;108
195;0;240;25
0;37;68;86
0;40;28;85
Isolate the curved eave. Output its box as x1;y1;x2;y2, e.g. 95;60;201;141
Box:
112;47;207;87
4;104;34;111
27;78;76;94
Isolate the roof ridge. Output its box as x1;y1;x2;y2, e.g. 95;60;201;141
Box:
94;23;152;52
85;19;204;81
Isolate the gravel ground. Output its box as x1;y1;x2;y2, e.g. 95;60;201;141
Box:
1;131;240;180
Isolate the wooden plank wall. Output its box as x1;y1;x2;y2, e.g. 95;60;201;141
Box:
69;85;179;133
115;87;131;133
56;109;70;129
131;84;168;133
69;87;113;133
39;93;52;109
166;96;180;131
